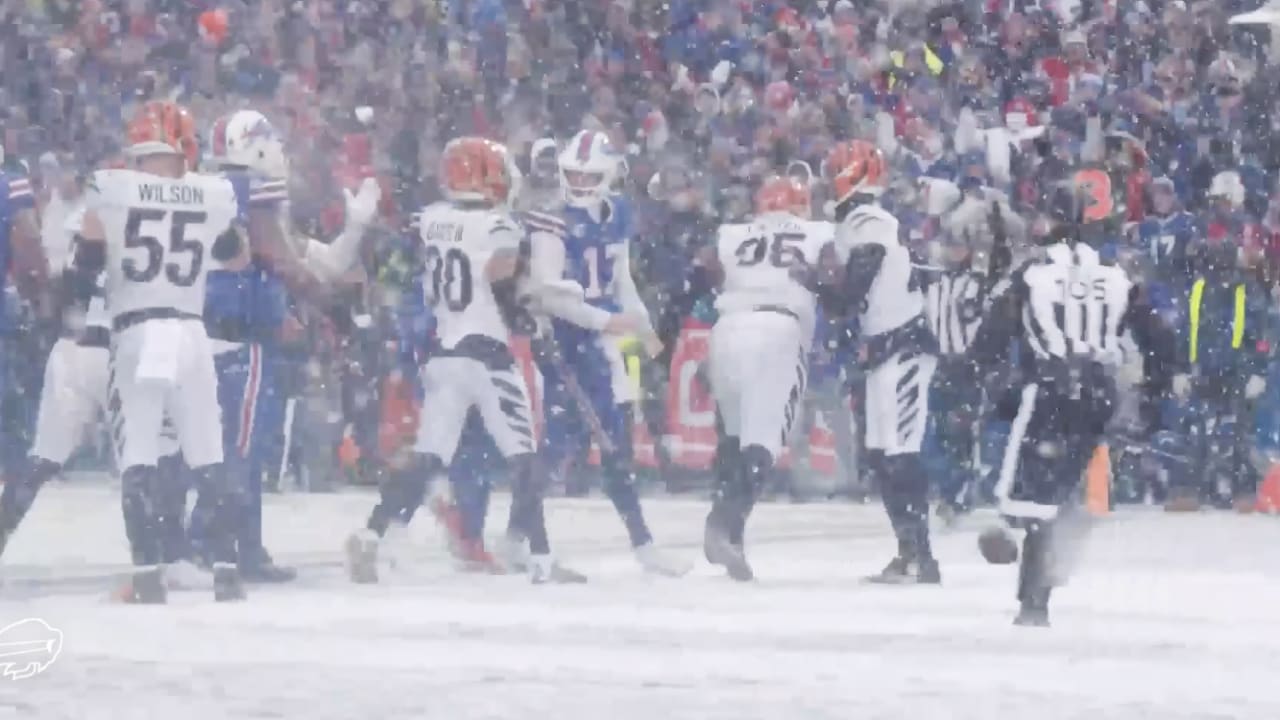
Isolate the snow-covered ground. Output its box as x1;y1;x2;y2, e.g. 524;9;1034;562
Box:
2;481;1278;719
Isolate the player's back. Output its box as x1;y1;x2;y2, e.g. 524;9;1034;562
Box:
1020;242;1131;364
90;169;238;322
835;203;923;336
415;201;521;349
715;213;830;331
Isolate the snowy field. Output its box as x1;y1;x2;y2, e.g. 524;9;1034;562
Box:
2;481;1278;720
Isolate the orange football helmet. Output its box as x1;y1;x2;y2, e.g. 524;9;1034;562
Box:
126;100;199;171
824;140;886;205
440;137;516;205
754;175;811;217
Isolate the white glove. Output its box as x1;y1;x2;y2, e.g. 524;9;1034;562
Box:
1172;373;1191;399
1246;374;1266;400
709;60;733;87
343;177;381;230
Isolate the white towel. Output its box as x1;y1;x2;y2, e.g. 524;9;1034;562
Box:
135;320;183;386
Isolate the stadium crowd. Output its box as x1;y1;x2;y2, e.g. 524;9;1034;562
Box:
3;0;1280;512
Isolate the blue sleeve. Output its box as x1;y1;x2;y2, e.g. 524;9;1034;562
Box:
226;170;285;218
4;173;34;211
612;195;635;240
226;172;252;223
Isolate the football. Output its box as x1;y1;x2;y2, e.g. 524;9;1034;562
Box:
978;526;1020;565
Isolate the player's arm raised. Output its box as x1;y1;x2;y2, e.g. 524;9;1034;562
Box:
967;262;1029;369
242;178;328;301
297;177;382;281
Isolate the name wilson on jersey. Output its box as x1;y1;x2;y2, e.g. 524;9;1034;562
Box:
137;183;206;206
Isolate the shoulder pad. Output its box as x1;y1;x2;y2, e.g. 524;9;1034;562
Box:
843;205;897;235
717;222;750;242
607;195;632;225
6;173;32;203
490;214;519;237
521;210;566;236
806;220;836;241
85;169;127;202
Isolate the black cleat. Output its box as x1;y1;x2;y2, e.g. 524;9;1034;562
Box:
865;556;914;584
1014;604;1050;627
240;549;297;584
917;557;942;584
703;519;753;581
529;556;588;584
213;564;247;602
345;529;380;584
123;566;167;604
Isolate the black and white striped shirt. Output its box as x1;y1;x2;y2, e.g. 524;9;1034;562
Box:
925;270;985;356
1018;243;1131;365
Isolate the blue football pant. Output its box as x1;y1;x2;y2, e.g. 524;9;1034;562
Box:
538;330;650;547
190;343;271;558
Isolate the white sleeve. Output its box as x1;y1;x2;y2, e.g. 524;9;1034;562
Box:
301;231;361;281
528;228;613;331
612;240;656;336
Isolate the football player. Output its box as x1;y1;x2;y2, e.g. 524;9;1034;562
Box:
699;175;832;581
818;140;941;584
0;142;49;558
520;129;689;577
346;137;583;584
71;100;252;603
185;110;380;583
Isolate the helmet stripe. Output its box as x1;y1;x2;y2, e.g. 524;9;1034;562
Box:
576;131;594;163
211;117;228;157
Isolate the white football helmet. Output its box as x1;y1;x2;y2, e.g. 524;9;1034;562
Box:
1208;170;1245;209
209;110;287;179
558;129;621;207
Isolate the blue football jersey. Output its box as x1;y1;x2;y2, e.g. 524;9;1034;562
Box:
556;195;634;315
0;171;34;323
205;169;288;335
1139;211;1197;272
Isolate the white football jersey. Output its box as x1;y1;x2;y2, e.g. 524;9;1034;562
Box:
715;212;832;334
832;203;924;336
88;169;239;321
414;201;523;349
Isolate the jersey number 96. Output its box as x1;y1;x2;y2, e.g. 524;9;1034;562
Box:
736;233;805;268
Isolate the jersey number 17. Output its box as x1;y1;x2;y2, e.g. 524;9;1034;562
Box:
582;244;622;299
